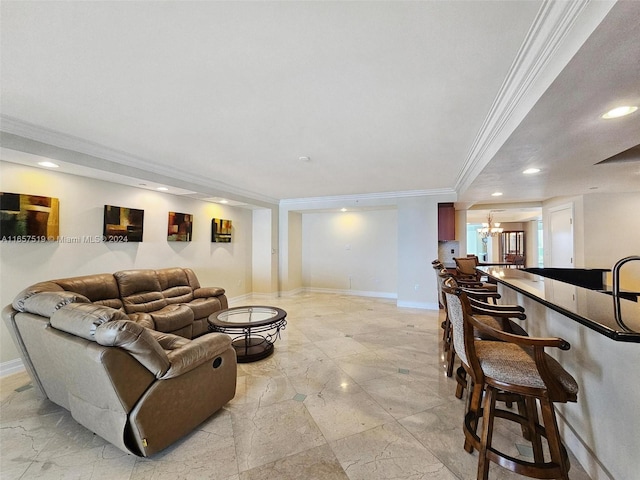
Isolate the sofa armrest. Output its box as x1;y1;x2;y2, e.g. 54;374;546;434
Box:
161;333;232;379
193;287;225;299
18;291;90;317
95;320;170;377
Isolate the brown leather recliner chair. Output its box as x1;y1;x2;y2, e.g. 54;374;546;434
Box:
2;291;237;457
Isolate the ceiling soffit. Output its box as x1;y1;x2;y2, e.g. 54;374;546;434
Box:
454;0;615;199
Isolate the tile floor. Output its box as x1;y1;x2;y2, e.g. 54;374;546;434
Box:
0;293;591;479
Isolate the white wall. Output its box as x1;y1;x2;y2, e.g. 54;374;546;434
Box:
0;161;254;366
287;211;303;293
302;209;397;296
525;219;539;267
583;191;640;290
543;192;640;289
251;208;272;294
397;196;441;309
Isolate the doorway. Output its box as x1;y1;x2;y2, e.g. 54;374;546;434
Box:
499;231;525;265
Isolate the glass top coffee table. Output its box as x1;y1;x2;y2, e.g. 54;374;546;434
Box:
208;306;287;363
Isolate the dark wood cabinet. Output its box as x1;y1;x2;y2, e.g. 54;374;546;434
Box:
438;203;455;241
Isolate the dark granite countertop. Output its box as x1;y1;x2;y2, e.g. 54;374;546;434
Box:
478;266;640;343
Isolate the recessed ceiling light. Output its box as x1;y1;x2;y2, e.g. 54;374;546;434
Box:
523;168;540;174
601;106;637;119
340;208;347;212
220;199;229;204
299;156;311;162
38;161;59;168
157;187;169;191
491;192;503;197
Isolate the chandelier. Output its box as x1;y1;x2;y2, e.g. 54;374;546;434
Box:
477;213;503;240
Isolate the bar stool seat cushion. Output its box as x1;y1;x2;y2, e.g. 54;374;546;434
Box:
476;342;579;395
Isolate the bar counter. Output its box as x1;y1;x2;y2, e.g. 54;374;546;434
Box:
477;266;640;480
478;266;640;342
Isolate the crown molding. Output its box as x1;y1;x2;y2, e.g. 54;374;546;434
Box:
455;0;615;194
0;115;279;206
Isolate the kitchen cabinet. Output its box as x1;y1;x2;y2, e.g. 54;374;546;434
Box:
438;203;455;241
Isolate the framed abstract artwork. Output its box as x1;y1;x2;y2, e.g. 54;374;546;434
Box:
211;218;232;243
103;205;144;242
167;212;193;241
0;192;60;242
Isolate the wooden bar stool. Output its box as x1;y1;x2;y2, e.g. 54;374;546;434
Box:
436;270;527;386
442;281;579;480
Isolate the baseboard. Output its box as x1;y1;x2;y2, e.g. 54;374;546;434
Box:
302;287;397;299
396;300;439;310
278;288;305;297
236;289;437;310
0;358;25;378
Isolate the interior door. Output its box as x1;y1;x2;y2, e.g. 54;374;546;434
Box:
549;205;574;267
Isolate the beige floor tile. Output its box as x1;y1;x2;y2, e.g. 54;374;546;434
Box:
239;444;349;480
230;399;326;472
359;372;449;419
230;373;298;407
330;421;458;480
0;293;594;480
333;350;400;383
284;358;360;397
303;389;395;442
313;336;370;359
131;427;238;480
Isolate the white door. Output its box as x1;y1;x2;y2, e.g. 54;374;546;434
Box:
549;205;574;267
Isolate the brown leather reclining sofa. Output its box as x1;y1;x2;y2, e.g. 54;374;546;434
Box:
2;267;237;457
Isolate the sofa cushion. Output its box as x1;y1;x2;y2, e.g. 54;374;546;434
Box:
54;274;123;310
149;304;194;333
163;286;193;304
156;268;194;304
127;312;155;330
50;303;129;341
115;270;167;314
20;291;90;317
185;297;223;320
148;330;191;350
95;320;170;377
121;291;166;314
183;268;200;288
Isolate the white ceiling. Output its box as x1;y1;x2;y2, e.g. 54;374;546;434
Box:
1;1;639;222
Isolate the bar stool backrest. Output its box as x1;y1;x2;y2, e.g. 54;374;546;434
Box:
442;277;479;374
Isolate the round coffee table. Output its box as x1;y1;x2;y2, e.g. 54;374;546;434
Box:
208;306;287;363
